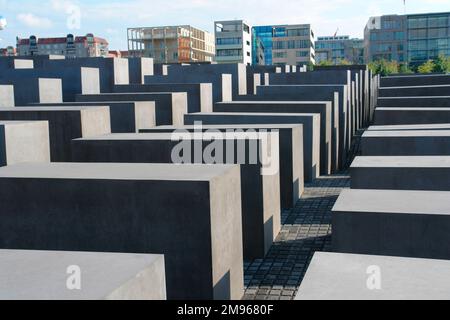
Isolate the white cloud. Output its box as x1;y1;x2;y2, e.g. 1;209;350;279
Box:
17;13;53;28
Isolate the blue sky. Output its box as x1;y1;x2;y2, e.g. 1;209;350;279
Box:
0;0;449;50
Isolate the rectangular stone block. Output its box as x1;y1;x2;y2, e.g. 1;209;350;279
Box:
214;101;332;175
379;85;450;97
76;93;187;126
185;112;320;182
0;162;243;300
0;107;111;162
0;249;166;300
13;59;34;69
253;84;345;170
369;124;450;131
71;132;280;261
351;156;450;191
374;107;450;125
31;101;155;133
128;57;154;84
361;130;450;156
0;121;50;166
381;74;450;87
296;252;450;300
0;77;62;106
0;85;14;107
332;189;450;260
377;97;450;108
140;124;304;209
114;83;212;113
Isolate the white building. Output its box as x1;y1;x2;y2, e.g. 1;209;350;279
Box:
214;20;252;65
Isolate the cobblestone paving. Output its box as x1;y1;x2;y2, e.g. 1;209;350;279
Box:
243;173;351;301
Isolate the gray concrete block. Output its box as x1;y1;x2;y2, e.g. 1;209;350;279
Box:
128;57;154;84
252;84;348;170
379;85;450;97
139;124;304;209
377;97;450;108
114;83;212;113
374;107;450;125
13;59;34;69
332;189;450;260
184;112;321;182
361;130;450;156
0;249;166;300
31;102;155;134
214;101;332;175
0;162;244;300
0;107;111;162
0;85;14;107
369;124;450;131
0;121;50;166
71;132;280;261
0;77;62;106
76;92;187;126
351;156;450;191
296;252;450;300
381;74;450;87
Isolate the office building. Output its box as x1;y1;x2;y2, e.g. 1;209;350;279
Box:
252;24;315;66
364;11;450;66
127;25;215;63
0;46;16;56
315;36;365;65
215;20;252;65
16;34;109;58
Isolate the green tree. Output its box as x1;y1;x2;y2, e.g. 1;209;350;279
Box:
434;54;450;73
318;60;333;66
338;59;351;66
418;60;436;74
369;59;399;76
398;63;414;74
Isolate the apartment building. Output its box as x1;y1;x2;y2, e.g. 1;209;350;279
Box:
316;36;365;64
16;34;109;57
214;20;252;65
127;25;215;63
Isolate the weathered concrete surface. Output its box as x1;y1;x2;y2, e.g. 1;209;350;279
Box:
114;83;213;113
0;77;62;106
31;102;155;133
351;156;450;191
0;249;166;300
332;189;450;260
0;107;111;162
296;252;450;300
361;130;450;156
76;92;187;126
184;112;321;182
0;121;50;166
252;84;344;170
381;74;450;87
13;59;34;69
128;57;154;84
368;124;450;131
139;124;304;209
374;107;450;125
214;101;332;175
377;96;450;107
379;85;450;97
0;162;244;300
0;85;14;107
71;132;280;261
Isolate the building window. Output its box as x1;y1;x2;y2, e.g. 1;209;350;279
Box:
216;37;242;45
273;51;287;58
216;49;242;57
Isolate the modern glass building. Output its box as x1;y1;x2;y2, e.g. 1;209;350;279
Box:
364;11;450;66
214;20;252;65
252;24;315;66
315;36;365;65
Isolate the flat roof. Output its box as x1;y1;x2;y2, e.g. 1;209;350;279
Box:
351;156;450;168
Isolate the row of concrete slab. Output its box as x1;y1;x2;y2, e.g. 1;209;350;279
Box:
296;73;450;300
0;56;374;300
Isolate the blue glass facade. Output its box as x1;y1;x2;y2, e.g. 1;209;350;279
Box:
252;26;275;65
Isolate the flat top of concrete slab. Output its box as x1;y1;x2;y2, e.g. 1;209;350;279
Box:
376;107;450;111
0;163;238;181
76;132;275;141
296;252;450;300
369;124;450;131
0;106;109;111
0;121;47;126
352;156;450;168
36;102;150;106
380;84;450;89
81;93;175;96
0;249;164;300
216;101;330;105
261;84;346;88
333;189;450;215
188;112;319;117
143;124;303;130
363;130;450;137
378;96;450;99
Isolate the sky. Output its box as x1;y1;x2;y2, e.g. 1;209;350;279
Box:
0;0;449;50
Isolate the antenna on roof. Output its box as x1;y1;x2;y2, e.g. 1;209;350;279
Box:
334;28;339;37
